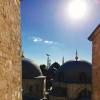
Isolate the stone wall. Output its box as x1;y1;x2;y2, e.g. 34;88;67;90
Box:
92;26;100;100
52;82;91;100
67;84;91;99
23;77;46;99
0;0;22;100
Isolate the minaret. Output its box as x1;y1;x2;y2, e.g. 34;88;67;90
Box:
46;54;50;68
75;50;79;61
62;56;64;64
49;59;51;67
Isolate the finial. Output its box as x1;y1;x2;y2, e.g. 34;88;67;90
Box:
75;50;78;61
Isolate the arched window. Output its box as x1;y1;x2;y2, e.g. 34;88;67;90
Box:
77;89;91;99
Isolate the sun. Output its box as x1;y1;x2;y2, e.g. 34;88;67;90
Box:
67;0;88;20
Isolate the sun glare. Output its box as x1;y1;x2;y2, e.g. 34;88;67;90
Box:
67;0;88;20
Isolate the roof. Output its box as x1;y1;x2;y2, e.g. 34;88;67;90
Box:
48;62;60;77
22;58;42;79
54;60;92;83
88;24;100;41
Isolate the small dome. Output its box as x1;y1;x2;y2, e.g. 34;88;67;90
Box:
48;62;60;77
22;58;42;79
49;62;60;69
54;60;92;83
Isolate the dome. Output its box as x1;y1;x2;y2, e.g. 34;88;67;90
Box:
22;58;42;79
48;62;60;77
54;60;92;83
49;62;60;69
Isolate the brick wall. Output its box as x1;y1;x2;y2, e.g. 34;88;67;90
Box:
92;27;100;100
0;0;22;100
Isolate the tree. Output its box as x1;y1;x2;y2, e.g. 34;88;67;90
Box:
40;64;47;76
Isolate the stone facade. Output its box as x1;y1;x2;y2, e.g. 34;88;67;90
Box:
0;0;22;100
49;83;91;100
88;24;100;100
23;77;46;99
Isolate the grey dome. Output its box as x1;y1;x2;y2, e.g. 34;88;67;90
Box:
54;60;92;83
49;62;60;69
22;58;42;79
48;62;60;77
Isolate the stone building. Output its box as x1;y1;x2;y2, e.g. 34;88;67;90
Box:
22;58;46;100
49;57;92;100
88;24;100;100
0;0;22;100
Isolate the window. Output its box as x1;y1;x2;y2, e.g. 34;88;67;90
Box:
78;89;91;99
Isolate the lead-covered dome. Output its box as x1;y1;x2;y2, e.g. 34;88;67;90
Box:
22;58;42;79
54;60;92;83
48;62;60;77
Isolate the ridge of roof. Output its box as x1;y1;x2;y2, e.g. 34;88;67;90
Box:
88;24;100;41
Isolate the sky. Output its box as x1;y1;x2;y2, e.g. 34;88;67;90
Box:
21;0;100;65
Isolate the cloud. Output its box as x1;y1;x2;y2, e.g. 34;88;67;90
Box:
44;40;53;44
32;36;58;45
32;37;43;42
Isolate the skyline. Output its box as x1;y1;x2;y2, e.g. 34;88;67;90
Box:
21;0;100;65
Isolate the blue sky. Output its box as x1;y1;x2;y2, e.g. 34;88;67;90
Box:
21;0;100;65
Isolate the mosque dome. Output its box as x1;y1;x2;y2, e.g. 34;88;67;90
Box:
54;60;92;83
48;62;60;77
49;62;60;69
22;58;42;79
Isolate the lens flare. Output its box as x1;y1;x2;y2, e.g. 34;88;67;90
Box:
67;0;88;20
